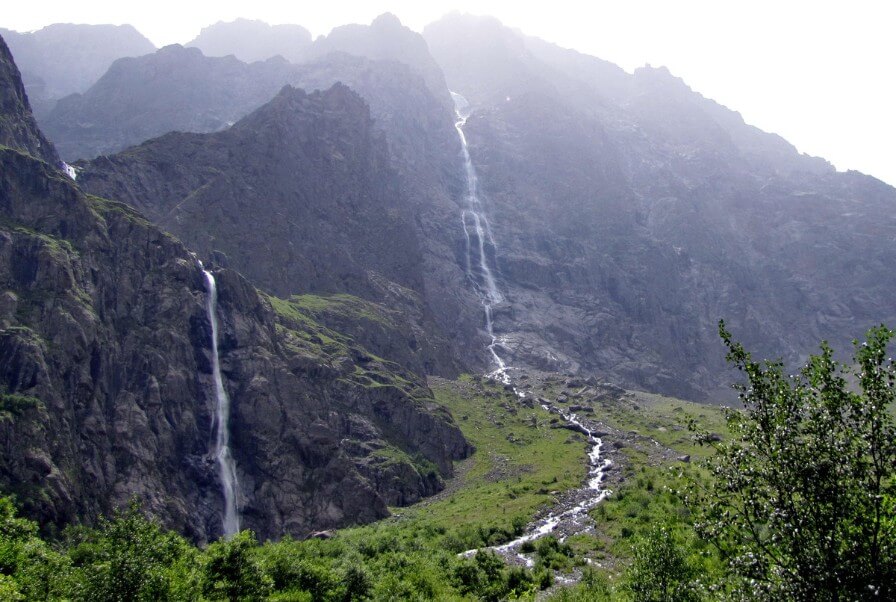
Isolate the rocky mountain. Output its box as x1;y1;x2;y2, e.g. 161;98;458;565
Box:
41;45;294;161
307;13;451;105
49;35;486;376
0;33;470;542
0;35;59;166
186;18;312;63
424;14;896;398
27;12;896;402
41;14;454;162
0;23;155;117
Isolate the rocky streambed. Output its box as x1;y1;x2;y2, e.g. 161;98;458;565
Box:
464;369;684;575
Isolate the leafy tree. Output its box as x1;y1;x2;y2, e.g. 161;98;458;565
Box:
0;496;70;599
624;524;702;602
690;322;896;600
201;530;271;601
65;500;198;601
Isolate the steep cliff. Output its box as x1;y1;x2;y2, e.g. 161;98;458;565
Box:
0;35;59;166
0;35;471;541
425;15;896;398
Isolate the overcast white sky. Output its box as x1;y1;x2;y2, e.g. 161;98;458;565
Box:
3;0;895;186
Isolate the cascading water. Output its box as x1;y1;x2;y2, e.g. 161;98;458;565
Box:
452;91;509;383
451;93;611;568
62;162;77;181
201;264;241;537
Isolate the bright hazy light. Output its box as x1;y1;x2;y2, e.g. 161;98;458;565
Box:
2;0;894;186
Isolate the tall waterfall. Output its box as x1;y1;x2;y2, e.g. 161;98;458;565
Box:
201;265;241;537
452;91;509;383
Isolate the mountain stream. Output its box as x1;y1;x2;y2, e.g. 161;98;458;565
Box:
452;92;611;566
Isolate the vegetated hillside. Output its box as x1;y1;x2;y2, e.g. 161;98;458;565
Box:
0;34;470;541
186;18;312;63
424;14;896;399
0;23;155;118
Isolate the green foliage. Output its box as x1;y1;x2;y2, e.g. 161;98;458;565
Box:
624;524;703;602
534;536;575;571
0;496;71;599
0;391;42;420
201;531;271;601
548;566;612;601
689;322;896;600
65;500;199;601
452;549;541;600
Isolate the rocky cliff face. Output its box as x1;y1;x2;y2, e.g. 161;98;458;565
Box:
0;36;471;541
52;36;485;376
30;14;896;403
0;146;470;542
0;35;59;166
424;15;896;399
75;82;466;376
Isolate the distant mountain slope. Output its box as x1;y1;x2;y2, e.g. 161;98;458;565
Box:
424;14;896;398
42;13;454;163
42;45;294;161
0;32;470;541
308;13;452;106
0;23;155;117
186;18;311;63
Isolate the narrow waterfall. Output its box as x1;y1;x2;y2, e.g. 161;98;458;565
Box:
62;162;77;181
201;265;241;537
452;91;509;383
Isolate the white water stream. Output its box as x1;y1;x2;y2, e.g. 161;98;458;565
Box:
62;162;77;181
451;92;611;566
201;264;241;537
452;91;510;384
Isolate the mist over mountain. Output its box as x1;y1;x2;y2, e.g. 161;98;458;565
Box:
186;18;312;63
0;23;155;117
42;45;296;161
41;14;454;162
